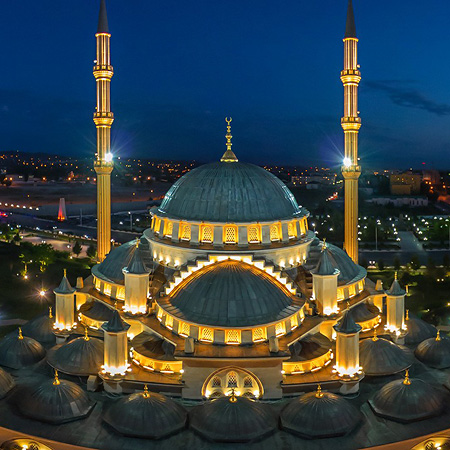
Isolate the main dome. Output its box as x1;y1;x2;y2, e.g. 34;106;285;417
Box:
157;161;304;223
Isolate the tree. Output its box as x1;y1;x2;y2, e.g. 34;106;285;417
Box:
86;244;96;259
377;259;385;271
410;255;421;271
73;241;82;257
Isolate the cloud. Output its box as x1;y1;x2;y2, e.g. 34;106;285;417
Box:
365;80;450;116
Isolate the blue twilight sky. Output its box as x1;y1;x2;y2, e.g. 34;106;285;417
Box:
1;0;450;169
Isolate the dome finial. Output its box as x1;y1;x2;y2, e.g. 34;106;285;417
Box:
49;306;53;319
229;387;238;402
84;327;90;341
436;329;441;341
18;327;23;340
53;369;61;386
63;268;67;278
321;238;327;251
220;117;238;163
405;309;409;320
395;271;398;281
143;384;150;398
315;384;324;398
372;327;378;341
403;369;411;385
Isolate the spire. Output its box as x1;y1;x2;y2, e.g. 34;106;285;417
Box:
220;117;238;163
97;0;109;34
386;275;406;297
101;310;131;333
344;0;357;39
333;306;362;334
54;270;76;295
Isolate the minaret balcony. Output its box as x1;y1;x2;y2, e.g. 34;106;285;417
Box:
340;70;361;84
94;112;114;127
93;65;114;79
94;160;114;173
341;117;361;131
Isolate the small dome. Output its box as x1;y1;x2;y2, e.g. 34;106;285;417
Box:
405;315;437;345
414;333;450;369
158;161;305;223
189;395;277;442
103;387;187;438
288;333;331;361
21;310;56;345
305;238;365;284
47;334;103;376
79;300;115;323
360;335;412;376
280;387;362;438
369;374;445;423
161;260;302;327
0;329;46;370
351;302;380;324
0;367;15;398
16;374;95;424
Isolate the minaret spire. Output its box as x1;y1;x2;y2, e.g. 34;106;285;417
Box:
220;117;238;163
344;0;357;39
93;0;114;262
341;0;361;264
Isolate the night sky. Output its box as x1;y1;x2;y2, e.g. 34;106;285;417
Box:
1;0;450;168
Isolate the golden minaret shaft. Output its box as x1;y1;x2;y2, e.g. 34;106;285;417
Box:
341;0;361;264
93;0;114;262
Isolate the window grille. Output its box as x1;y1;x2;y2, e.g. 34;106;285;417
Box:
157;308;163;320
252;328;265;342
226;329;240;344
202;225;213;243
212;376;222;387
164;221;173;237
104;284;111;296
180;322;190;337
94;278;101;290
291;315;299;330
165;315;173;329
162;364;172;371
248;226;259;243
116;286;125;300
211;391;223;398
243;377;253;388
201;328;213;342
293;365;301;372
227;371;238;388
224;226;237;244
180;224;191;241
288;222;296;238
270;224;279;241
275;322;285;337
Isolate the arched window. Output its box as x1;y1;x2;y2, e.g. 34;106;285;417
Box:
291;315;299;330
270;224;280;241
200;328;213;342
243;377;253;388
224;226;237;244
288;221;297;239
212;376;222;388
227;371;238;388
275;322;286;337
164;221;173;238
248;226;260;243
226;329;240;344
180;322;190;337
252;328;265;342
180;223;191;241
201;225;213;243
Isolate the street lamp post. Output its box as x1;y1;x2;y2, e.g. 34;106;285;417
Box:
129;212;133;232
375;224;378;251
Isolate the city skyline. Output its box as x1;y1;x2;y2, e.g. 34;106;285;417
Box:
1;1;450;167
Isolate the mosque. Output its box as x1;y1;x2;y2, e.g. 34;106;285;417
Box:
0;1;449;450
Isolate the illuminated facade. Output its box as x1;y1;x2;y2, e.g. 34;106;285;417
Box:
94;0;114;262
341;0;361;264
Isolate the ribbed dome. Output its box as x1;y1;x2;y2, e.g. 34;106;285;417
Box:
415;334;450;369
47;335;104;376
158;161;305;223
103;388;187;438
79;300;115;323
280;388;362;438
161;260;301;327
22;311;56;344
0;330;46;370
189;395;277;442
0;367;15;398
360;336;412;376
16;376;95;424
405;315;437;345
369;376;445;423
351;302;380;324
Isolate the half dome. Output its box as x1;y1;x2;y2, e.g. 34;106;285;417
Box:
160;260;302;327
189;395;277;442
280;387;362;438
369;375;445;423
21;310;56;345
16;375;95;424
0;329;46;370
0;367;15;398
158;161;305;223
405;315;437;345
103;387;187;438
47;334;104;376
414;333;450;369
360;336;412;376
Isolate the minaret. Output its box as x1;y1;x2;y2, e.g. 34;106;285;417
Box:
94;0;114;262
341;0;361;264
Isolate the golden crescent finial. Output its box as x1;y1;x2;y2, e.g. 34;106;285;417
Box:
315;384;323;398
84;327;90;341
405;309;409;320
49;306;53;319
53;369;60;386
229;387;237;402
225;117;232;125
394;271;398;281
63;268;67;277
403;369;411;385
436;329;441;341
143;384;149;398
372;327;378;341
18;327;23;340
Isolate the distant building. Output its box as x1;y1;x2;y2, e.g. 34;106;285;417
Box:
369;195;428;207
389;172;421;195
291;172;336;186
423;169;440;185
